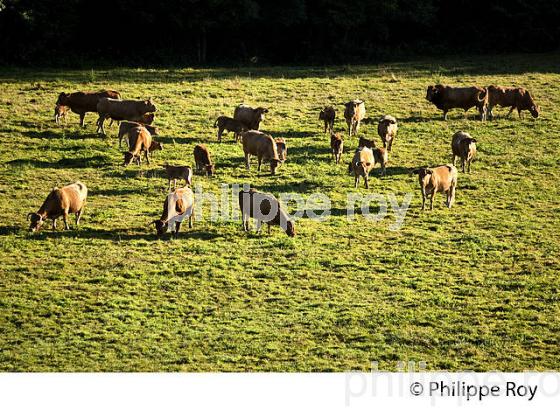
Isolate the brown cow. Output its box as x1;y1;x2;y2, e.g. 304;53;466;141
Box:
451;131;477;173
150;188;194;238
240;130;281;175
330;132;344;164
27;181;88;232
162;164;193;190
239;188;295;237
55;90;121;127
319;106;336;134
412;165;457;210
351;147;375;188
193;144;215;176
358;136;376;149
123;126;152;166
96;98;156;135
275;138;287;164
426;85;488;121
214;116;248;142
118;121;158;148
487;85;540;119
377;115;398;151
233;104;268;130
343;100;366;137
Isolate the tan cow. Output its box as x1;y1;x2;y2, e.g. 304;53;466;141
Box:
451;131;477;173
351;147;375;188
343;99;366;137
233;104;268;130
412;165;458;210
240;130;281;175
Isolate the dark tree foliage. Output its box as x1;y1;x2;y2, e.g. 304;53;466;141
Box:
0;0;558;66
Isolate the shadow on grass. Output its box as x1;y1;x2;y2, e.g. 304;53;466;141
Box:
20;226;223;241
7;155;112;169
22;130;98;140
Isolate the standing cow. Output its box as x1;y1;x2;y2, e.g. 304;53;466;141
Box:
486;86;540;119
233;104;268;130
426;85;488;121
96;98;156;135
343;100;366;137
55;90;121;127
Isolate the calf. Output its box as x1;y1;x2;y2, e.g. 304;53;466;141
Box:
162;164;193;190
54;104;69;124
377;115;398;151
150;187;194;238
487;85;540;119
96;98;156;134
123;126;152;166
27;181;88;232
118;121;158;148
238;188;295;237
426;85;488;121
233;104;268;130
412;165;458;210
451;131;477;173
240;130;281;175
56;89;121;127
193;144;215;176
275;138;287;164
351;147;375;188
343;99;366;137
330;132;344;164
319;106;336;134
373;147;389;176
214;116;247;142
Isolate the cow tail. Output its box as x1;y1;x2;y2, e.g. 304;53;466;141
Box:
478;88;487;102
213;118;219;128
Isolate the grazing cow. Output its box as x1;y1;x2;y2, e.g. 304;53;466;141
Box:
123;126;152;166
487;85;540;119
358;136;376;149
233;104;268;130
55;90;121;127
330;132;344;164
239;188;295;237
27;181;88;232
377;115;398;151
193;144;215;176
214;116;248;142
426;85;488;121
163;164;193;190
54;104;69;124
351;147;375;188
118;121;158;148
150;187;194;238
343;99;366;137
412;165;457;210
275;138;287;164
319;106;336;134
451;131;477;173
96;98;156;134
240;130;281;175
372;147;389;176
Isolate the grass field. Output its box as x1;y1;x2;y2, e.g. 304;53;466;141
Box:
0;54;559;371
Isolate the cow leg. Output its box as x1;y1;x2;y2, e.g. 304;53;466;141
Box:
354;175;359;188
421;189;426;211
467;160;471;173
145;150;150;165
461;158;465;173
174;222;181;239
388;139;393;152
324;122;327;133
518;108;523;119
188;215;193;229
62;211;70;230
257;157;262;172
448;186;456;208
76;208;83;226
381;163;386;176
52;219;57;231
364;174;369;189
430;191;436;210
79;113;86;128
245;153;251;170
443;110;448;121
452;154;457;166
217;128;223;142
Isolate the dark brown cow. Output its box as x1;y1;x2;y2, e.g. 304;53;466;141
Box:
97;98;156;134
319;106;336;134
426;85;488;121
239;188;295;237
193;144;215;176
55;90;121;127
123;126;152;166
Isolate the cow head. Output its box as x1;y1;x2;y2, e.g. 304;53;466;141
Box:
151;219;168;236
285;220;296;237
412;167;433;186
426;85;437;101
140;112;155;124
123;152;135;166
56;92;69;105
27;212;45;232
530;105;540;118
149;141;163;152
270;159;281;175
358;137;375;149
255;107;268;122
144;98;157;112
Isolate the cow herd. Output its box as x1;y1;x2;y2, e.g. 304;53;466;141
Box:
27;83;540;237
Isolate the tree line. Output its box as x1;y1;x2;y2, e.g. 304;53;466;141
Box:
0;0;558;66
